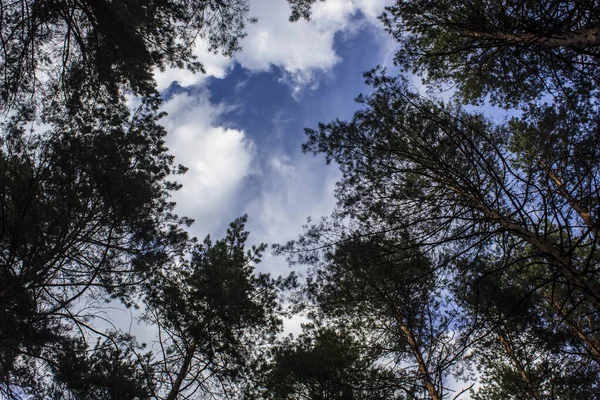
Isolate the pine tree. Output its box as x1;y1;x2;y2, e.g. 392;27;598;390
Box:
0;1;256;396
144;216;287;399
298;69;600;396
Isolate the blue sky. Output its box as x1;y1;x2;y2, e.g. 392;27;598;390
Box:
155;0;395;277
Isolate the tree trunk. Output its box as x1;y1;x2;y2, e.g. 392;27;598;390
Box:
166;341;197;400
391;303;442;400
496;332;543;400
539;159;598;237
474;203;600;311
398;324;442;400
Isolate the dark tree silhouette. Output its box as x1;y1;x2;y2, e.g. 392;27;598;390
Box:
0;0;254;110
143;216;288;400
292;70;600;398
0;0;257;397
263;325;401;400
276;229;463;399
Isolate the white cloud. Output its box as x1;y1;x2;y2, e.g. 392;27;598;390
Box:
154;43;234;91
241;152;339;338
161;92;255;238
243;152;339;275
237;0;343;73
237;0;393;91
353;0;392;21
282;314;310;337
153;0;394;92
253;154;337;244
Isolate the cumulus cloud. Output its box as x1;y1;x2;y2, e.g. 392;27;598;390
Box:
151;0;398;248
154;43;234;91
353;0;393;21
153;0;394;92
236;0;343;73
242;152;339;274
161;92;255;238
237;0;393;91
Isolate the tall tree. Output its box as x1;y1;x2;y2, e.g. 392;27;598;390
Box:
454;238;600;399
380;0;600;107
0;94;190;398
261;325;401;400
300;69;600;395
1;216;288;399
1;0;254;111
144;216;288;400
305;70;600;308
0;0;256;396
277;224;469;400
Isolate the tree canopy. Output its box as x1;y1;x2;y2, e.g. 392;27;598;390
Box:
276;3;600;394
0;0;263;397
382;0;600;107
1;0;253;111
286;67;600;398
143;216;287;399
